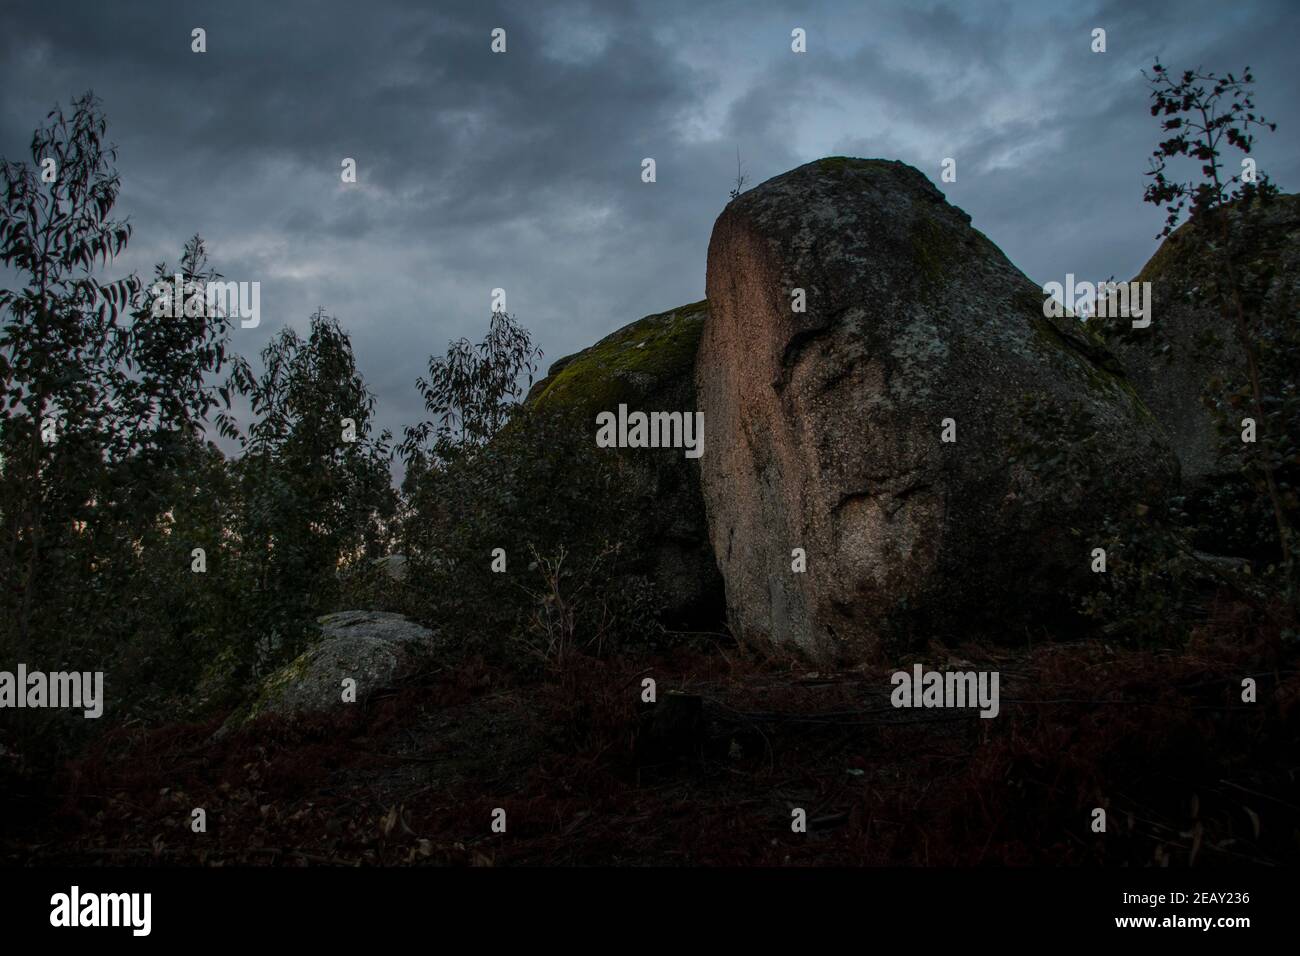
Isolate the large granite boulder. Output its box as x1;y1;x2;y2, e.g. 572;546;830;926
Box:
1097;193;1300;488
528;301;723;627
698;157;1177;661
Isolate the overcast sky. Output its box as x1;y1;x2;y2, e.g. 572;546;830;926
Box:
2;0;1297;458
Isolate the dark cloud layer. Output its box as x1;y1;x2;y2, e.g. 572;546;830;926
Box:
2;0;1297;460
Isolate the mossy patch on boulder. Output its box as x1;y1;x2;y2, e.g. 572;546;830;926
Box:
528;300;708;413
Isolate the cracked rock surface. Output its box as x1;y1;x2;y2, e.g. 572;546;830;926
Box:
698;157;1177;661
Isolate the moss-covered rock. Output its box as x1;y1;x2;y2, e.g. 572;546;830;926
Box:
526;301;723;627
528;300;709;411
214;611;440;737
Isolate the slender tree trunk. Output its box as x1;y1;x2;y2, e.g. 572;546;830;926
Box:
16;391;47;655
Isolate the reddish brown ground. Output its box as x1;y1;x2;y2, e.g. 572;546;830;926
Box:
4;597;1298;867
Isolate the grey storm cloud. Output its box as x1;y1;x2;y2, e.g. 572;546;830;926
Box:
2;0;1298;465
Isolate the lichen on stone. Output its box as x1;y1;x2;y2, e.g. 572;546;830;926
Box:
528;300;708;414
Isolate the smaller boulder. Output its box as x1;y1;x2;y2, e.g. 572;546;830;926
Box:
526;301;723;628
1099;193;1299;487
216;611;439;736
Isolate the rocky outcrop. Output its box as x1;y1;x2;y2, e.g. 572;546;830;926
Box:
698;157;1177;661
528;301;723;627
217;611;439;735
1098;193;1300;488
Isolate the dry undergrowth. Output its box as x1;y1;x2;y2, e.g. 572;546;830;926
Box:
3;595;1296;867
